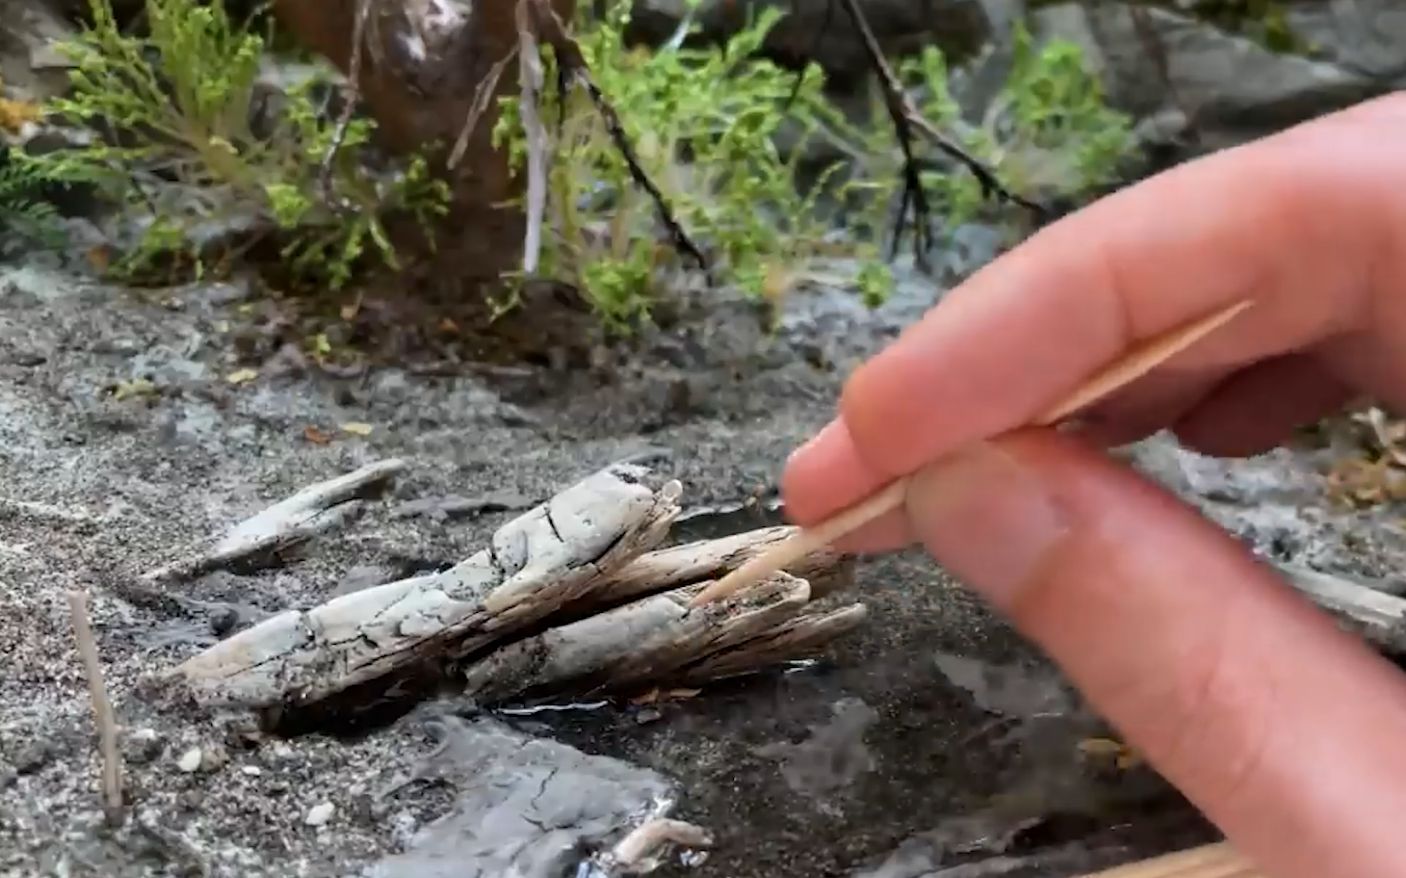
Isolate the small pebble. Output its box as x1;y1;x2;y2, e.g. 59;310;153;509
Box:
209;607;239;637
240;765;263;777
176;747;202;773
305;802;335;827
125;728;163;764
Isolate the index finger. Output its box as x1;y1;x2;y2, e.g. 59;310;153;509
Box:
784;94;1406;526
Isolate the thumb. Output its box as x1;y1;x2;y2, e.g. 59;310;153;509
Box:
904;431;1406;878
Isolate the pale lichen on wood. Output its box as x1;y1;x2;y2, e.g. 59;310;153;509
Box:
169;464;868;714
172;464;681;709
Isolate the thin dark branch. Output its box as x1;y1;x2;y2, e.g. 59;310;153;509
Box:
318;0;374;204
784;0;836;111
838;0;931;268
524;0;709;274
448;46;520;170
836;0;1043;265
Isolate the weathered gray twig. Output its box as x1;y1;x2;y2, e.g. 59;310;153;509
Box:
463;570;864;703
516;0;550;275
142;459;405;585
68;590;124;825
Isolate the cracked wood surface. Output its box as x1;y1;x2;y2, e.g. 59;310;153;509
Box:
462;571;865;702
171;464;680;709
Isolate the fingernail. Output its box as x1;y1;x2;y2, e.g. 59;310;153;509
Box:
904;440;1070;608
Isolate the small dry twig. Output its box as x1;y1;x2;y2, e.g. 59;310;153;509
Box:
609;818;713;869
448;46;520;169
142;459;405;585
68;590;124;825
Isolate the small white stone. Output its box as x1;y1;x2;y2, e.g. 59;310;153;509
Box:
304;802;335;827
240;765;263;777
176;747;202;773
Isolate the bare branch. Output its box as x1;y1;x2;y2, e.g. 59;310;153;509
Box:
448;46;520;170
68;590;124;826
523;0;710;274
317;0;375;204
516;0;551;275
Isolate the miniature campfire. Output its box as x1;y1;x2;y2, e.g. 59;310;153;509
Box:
157;462;866;718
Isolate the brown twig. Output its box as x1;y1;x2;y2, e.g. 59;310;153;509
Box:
67;590;124;825
690;299;1254;606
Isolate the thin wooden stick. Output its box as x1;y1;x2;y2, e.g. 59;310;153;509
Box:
68;589;124;825
690;299;1253;607
1078;841;1261;877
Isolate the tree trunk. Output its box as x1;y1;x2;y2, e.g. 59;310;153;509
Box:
271;0;574;295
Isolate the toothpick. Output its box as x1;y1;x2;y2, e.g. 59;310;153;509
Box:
1078;841;1260;877
690;299;1253;607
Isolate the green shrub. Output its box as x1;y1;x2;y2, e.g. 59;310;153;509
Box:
493;5;1136;330
29;0;450;289
0;156;65;253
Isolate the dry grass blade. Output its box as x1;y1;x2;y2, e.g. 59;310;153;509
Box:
690;298;1253;606
68;589;124;825
1078;842;1261;877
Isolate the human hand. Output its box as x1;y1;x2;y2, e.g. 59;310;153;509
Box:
782;93;1406;878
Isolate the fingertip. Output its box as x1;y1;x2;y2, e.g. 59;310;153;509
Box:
781;417;890;525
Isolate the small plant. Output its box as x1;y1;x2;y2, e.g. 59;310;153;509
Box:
30;0;450;288
494;5;1136;331
494;0;886;330
0;154;65;253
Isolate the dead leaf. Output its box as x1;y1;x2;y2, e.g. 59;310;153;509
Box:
438;317;460;335
226;368;259;385
303;426;333;445
112;378;157;401
629;688;661;705
665;688;701;700
86;246;112;273
1077;737;1142;771
340;299;361;321
340;422;374;437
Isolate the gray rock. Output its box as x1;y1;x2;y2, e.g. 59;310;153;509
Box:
1030;3;1387;150
630;0;991;82
0;0;76;106
365;716;673;878
1286;0;1406;82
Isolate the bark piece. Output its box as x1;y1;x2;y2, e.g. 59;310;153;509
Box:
461;572;866;703
170;464;681;709
587;524;853;612
142;459;405;584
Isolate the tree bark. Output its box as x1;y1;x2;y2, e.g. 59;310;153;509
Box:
271;0;574;294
